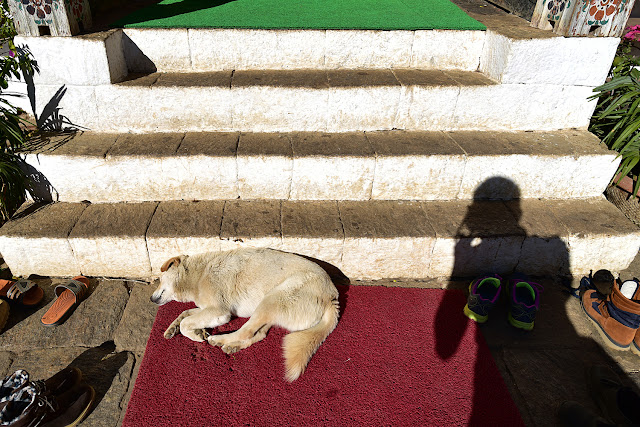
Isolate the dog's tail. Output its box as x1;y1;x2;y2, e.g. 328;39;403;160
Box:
282;297;340;382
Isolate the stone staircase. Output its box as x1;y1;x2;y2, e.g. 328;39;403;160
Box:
1;0;639;280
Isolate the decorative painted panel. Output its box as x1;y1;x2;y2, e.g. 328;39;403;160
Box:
531;0;635;36
8;0;92;36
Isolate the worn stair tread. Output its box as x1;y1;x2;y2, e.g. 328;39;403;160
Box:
117;69;496;88
21;130;616;203
1;198;638;279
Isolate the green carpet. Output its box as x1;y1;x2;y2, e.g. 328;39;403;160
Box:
113;0;486;31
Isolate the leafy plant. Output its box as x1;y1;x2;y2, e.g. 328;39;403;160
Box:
589;26;640;195
0;1;38;222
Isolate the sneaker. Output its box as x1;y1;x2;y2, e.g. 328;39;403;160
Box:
506;275;542;331
463;274;502;323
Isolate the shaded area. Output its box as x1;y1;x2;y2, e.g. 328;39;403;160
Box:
111;0;487;30
436;176;640;426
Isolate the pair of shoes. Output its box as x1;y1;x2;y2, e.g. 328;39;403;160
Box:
463;273;542;331
581;277;640;353
0;367;94;427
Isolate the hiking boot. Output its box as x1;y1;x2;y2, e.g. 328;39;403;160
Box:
620;279;640;356
582;281;640;351
0;383;95;427
463;274;502;323
506;275;542;331
587;364;640;425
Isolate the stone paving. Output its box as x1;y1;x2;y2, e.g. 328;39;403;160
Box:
0;258;639;427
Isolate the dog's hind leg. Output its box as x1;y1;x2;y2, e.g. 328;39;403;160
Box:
178;307;232;342
207;314;272;353
215;324;272;354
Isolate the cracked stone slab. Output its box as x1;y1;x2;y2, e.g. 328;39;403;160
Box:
281;200;343;267
367;131;466;200
146;200;225;276
499;347;632;427
176;132;239;200
68;202;158;278
237;133;293;199
290;132;375;200
424;200;524;277
0;202;88;277
114;282;159;355
220;200;282;251
0;279;129;352
549;199;640;275
339;200;435;279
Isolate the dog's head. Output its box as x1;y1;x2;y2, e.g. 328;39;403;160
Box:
151;255;188;305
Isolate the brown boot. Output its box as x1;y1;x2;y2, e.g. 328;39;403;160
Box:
582;283;640;350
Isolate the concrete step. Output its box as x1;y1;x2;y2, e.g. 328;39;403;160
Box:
19;69;597;133
1;198;637;280
5;2;619;134
23;130;616;203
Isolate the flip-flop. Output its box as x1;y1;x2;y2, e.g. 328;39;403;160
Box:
0;279;44;307
41;277;89;327
0;300;8;332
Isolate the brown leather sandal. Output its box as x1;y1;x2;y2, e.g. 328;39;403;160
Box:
0;279;44;307
41;277;90;327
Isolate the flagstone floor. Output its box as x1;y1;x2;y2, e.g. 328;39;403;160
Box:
0;252;638;426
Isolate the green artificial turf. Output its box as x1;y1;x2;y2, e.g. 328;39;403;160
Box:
113;0;486;31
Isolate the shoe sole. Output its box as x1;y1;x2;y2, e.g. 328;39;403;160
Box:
507;312;534;331
463;304;488;323
581;298;631;351
66;385;96;427
632;341;640;356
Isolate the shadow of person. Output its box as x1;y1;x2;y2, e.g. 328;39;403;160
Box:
434;176;640;426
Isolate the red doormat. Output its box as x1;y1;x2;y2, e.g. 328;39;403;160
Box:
123;286;524;426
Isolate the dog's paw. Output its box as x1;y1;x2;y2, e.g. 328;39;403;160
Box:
194;329;211;342
207;335;223;347
221;344;241;354
164;326;179;339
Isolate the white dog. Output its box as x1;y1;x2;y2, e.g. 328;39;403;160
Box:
151;247;340;382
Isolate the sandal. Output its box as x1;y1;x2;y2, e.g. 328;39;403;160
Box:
0;279;44;307
0;300;8;333
41;277;90;327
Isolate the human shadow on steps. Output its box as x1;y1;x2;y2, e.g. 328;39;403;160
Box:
434;176;640;426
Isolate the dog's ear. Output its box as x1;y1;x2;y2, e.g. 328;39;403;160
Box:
160;256;182;273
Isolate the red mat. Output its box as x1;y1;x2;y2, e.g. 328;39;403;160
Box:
123;286;524;426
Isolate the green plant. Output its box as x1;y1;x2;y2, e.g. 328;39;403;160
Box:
0;1;38;221
589;28;640;195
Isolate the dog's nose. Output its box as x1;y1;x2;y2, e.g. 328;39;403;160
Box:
150;292;161;304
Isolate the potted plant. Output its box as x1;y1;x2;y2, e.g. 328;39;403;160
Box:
590;26;640;197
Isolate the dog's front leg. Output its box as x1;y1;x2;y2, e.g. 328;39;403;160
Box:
165;308;202;339
179;307;232;342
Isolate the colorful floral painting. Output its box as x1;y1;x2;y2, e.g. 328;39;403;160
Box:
21;0;54;19
582;0;625;25
545;0;571;20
